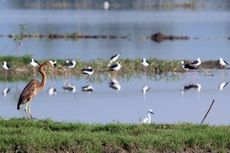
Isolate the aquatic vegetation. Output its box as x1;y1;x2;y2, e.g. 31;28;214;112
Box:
0;55;225;82
0;118;230;152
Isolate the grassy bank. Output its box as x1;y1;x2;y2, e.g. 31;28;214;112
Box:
0;118;230;152
0;55;225;81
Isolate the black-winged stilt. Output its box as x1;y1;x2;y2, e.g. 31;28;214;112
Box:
64;60;76;69
142;109;154;124
49;60;57;67
30;58;39;67
63;83;76;93
219;58;229;68
48;87;57;95
181;61;198;71
142;85;150;95
109;54;120;64
2;61;10;70
2;87;10;97
142;58;150;67
82;66;94;76
109;79;121;91
109;62;121;71
181;83;202;94
219;81;228;91
190;58;201;67
82;85;94;93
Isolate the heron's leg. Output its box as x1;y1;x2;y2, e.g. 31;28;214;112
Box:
28;102;33;119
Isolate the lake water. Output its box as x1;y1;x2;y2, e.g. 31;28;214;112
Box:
0;7;230;125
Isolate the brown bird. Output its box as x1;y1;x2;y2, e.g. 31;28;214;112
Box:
17;62;55;119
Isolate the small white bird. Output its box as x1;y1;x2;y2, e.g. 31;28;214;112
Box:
109;54;120;64
190;58;201;67
142;109;154;124
48;87;57;96
2;61;10;70
219;58;229;68
49;60;57;67
142;85;150;95
2;87;10;97
109;62;121;71
63;83;76;93
219;81;228;91
30;58;39;67
82;85;94;93
64;60;76;69
82;66;94;76
109;79;121;91
142;58;150;67
103;1;109;10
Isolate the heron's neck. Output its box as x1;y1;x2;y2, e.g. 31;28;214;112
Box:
39;65;46;89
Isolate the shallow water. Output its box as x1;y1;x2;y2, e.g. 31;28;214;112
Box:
0;5;230;125
0;70;229;125
0;9;230;61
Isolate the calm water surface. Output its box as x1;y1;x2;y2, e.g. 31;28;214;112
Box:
0;8;230;124
0;70;229;125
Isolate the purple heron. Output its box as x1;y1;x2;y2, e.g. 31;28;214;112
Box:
17;62;55;119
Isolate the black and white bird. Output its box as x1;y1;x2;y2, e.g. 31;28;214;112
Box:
109;62;121;71
181;61;198;71
142;85;150;95
142;58;150;67
2;61;10;70
82;85;94;93
109;54;120;64
109;79;121;91
64;60;76;69
49;60;57;67
82;66;94;76
2;87;10;97
190;58;201;67
219;58;229;68
142;109;154;124
47;87;57;96
30;58;39;67
63;83;76;93
181;83;202;94
219;81;228;91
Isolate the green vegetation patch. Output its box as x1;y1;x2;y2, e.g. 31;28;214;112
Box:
0;119;230;152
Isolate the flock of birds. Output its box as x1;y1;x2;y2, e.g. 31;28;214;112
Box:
1;55;229;122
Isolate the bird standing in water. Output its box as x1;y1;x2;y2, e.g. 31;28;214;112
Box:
17;62;55;119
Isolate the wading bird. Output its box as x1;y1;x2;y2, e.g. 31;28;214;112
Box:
30;58;39;67
181;61;198;71
190;58;201;67
219;81;228;91
64;60;76;69
49;60;57;67
142;58;150;67
2;87;10;97
109;54;120;65
17;62;55;119
82;85;94;93
47;87;57;96
142;85;150;95
181;83;202;94
2;61;10;71
82;66;94;80
63;83;76;93
109;62;121;71
219;58;229;68
143;109;154;124
109;79;121;91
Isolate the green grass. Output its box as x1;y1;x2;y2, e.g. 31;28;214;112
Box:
0;119;230;152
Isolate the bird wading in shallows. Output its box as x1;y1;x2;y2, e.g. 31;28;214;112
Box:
17;62;55;119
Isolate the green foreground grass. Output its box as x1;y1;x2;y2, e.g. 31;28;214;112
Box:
0;119;230;153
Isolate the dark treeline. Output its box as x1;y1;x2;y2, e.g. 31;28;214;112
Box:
6;0;230;10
